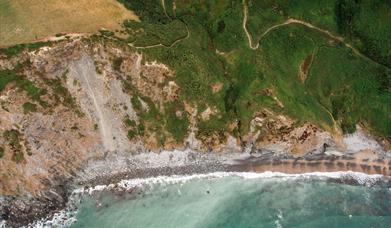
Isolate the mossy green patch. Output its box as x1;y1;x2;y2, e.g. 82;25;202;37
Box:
0;70;45;102
112;57;123;71
127;129;137;140
0;41;52;57
0;70;18;92
124;118;136;128
44;77;78;110
130;94;166;144
22;102;37;114
164;101;189;142
3;129;24;163
197;115;227;140
0;146;4;158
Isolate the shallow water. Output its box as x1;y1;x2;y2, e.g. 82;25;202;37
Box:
69;174;391;228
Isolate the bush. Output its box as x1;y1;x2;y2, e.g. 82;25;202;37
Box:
22;102;37;113
3;129;24;163
0;41;51;57
113;57;123;71
127;130;137;139
164;101;189;142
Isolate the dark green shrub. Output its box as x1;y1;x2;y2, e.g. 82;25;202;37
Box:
22;102;37;113
3;129;24;163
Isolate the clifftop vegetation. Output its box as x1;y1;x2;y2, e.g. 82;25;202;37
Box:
114;0;390;140
0;0;390;145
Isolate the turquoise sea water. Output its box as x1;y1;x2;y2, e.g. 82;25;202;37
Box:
69;174;391;228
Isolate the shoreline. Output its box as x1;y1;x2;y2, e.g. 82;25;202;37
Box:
76;148;391;188
1;149;391;227
32;168;391;227
77;154;391;189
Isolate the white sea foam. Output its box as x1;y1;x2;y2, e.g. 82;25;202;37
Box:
31;211;77;228
27;171;387;228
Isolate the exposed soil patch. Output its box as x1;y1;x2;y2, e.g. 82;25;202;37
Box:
298;53;314;82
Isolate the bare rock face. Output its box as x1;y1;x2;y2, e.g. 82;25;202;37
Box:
0;49;90;196
67;55;131;152
0;39;175;197
245;108;334;155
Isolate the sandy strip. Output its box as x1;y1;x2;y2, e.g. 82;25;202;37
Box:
237;159;390;175
232;154;391;176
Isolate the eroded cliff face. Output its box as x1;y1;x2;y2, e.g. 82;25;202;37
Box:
0;38;348;197
0;39;148;196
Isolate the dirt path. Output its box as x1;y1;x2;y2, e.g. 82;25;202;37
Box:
242;0;259;50
242;0;377;65
161;0;169;18
128;21;190;49
128;0;189;49
242;0;342;48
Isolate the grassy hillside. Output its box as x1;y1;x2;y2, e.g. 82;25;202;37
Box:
1;0;389;141
0;0;138;47
115;0;390;140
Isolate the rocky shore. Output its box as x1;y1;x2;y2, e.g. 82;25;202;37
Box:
1;142;391;227
1;36;390;227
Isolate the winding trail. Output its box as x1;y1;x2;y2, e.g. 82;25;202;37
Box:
243;0;340;47
242;0;378;65
128;23;189;49
242;0;375;132
128;0;189;49
161;0;169;18
242;0;259;50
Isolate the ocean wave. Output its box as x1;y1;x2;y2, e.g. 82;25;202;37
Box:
28;171;387;228
112;171;386;191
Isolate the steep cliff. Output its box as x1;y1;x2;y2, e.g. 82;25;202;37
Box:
0;0;390;226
